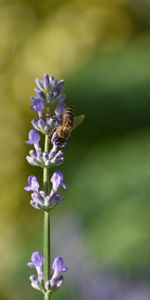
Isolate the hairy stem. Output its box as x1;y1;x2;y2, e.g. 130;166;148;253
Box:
43;134;51;300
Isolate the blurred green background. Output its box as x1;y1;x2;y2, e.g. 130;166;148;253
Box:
1;0;150;299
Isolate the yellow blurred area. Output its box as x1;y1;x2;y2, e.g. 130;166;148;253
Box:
0;0;133;103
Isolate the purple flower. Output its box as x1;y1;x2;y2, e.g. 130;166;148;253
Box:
29;275;42;291
45;257;67;291
31;116;57;135
53;87;61;98
30;97;45;112
25;172;66;211
48;144;58;160
31;118;39;130
49;76;57;88
52;256;68;274
49;257;68;288
49;150;64;166
56;276;64;287
27;251;44;281
26;129;41;150
26;147;64;169
53;94;66;104
38;117;47;128
30;188;63;211
43;73;50;90
27;252;67;293
30;191;44;209
55;103;65;120
27;251;44;269
35;78;44;91
34;74;65;106
45;276;64;291
57;79;65;87
24;176;40;192
34;88;46;100
50;171;67;196
44;193;64;210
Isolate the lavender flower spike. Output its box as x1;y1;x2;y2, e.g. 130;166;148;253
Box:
25;74;84;297
24;175;40;192
51;171;67;196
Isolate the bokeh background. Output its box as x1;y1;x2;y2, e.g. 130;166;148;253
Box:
1;0;150;299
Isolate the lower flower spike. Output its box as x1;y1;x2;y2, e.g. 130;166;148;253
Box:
27;252;68;294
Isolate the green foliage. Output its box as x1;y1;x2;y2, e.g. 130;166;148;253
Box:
66;133;150;269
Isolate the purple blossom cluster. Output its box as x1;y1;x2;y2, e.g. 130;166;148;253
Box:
26;75;67;168
26;133;64;168
25;74;69;295
27;252;67;294
33;74;66;112
24;171;67;210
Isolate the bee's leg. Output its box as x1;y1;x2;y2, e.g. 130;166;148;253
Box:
48;128;57;142
42;113;51;119
52;114;61;125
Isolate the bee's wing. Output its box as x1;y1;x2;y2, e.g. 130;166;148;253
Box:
72;114;85;131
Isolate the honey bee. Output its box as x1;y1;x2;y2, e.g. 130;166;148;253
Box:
52;105;85;146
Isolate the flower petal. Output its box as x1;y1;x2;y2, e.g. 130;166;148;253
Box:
24;175;40;192
26;129;41;145
30;97;44;112
52;256;68;273
31;251;44;267
51;171;67;194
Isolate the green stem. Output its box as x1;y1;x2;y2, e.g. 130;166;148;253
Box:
43;134;51;300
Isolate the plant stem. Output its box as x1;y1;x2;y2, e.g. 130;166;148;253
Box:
43;134;51;300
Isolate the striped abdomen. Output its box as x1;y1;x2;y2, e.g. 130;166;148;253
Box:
62;106;75;127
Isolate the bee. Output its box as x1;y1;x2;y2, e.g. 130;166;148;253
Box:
52;105;85;146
